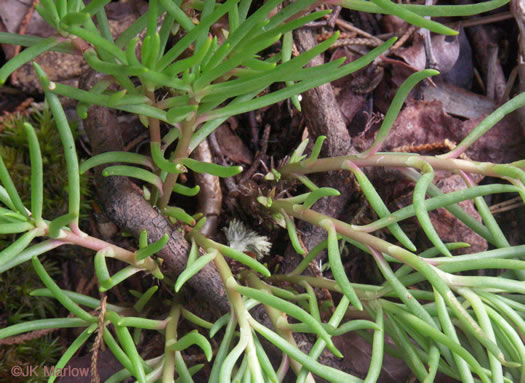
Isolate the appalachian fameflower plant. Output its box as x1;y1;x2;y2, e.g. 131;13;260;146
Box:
0;0;524;382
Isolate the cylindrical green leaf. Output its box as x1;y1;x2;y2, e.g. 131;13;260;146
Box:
32;256;95;322
344;160;416;251
94;248;113;289
83;0;112;14
0;229;40;267
180;158;243;177
139;229;148;249
150;142;185;174
31;288;126;312
117;317;165;330
100;266;142;292
135;234;169;261
133;286;158;312
80;151;153;174
48;213;77;238
166;35;214;76
446;86;525;159
193;233;270;276
35;65;81;228
364;305;384;383
23;123;44;223
235;284;342;358
173;183;200;196
102;165;164;193
411;161;452;257
159;0;195;31
249;317;361;383
371;0;458;35
303;187;341;210
59;11;90;27
166;105;198;124
0;222;34;234
168;330;213;361
281;209;305;255
361;69;439;157
323;220;363;311
48;324;97;383
0;318;89;339
175;251;216;292
0;157;28;217
112;321;147;382
0;37;60;85
289;238;330;276
142;33;161;69
65;25;127;63
102;327;133;373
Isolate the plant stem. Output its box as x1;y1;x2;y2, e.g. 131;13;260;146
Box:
147;91;162;144
58;229;161;275
147;91;162;205
280;153;523;182
162;304;180;383
265;197;506;362
213;253;264;383
159;114;197;208
245;272;316;382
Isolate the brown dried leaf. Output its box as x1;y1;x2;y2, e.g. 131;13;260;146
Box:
335;332;411;382
374;100;463;152
335;87;368;129
462;114;524;164
393;32;460;74
351;99;525;254
0;0;55;59
358;99;523;164
422;83;495;120
0;0;54;37
380;15;409;35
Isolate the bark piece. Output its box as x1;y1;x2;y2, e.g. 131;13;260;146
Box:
293;28;353;157
192;138;222;237
280;29;357;272
80;72;229;313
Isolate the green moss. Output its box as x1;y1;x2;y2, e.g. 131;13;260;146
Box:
0;106;91;220
0;107;93;380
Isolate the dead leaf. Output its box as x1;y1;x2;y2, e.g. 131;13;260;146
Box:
335;332;411;382
393;32;460;74
422;82;495;120
436;28;473;89
0;0;55;59
358;99;523;164
380;14;409;35
57;349;123;383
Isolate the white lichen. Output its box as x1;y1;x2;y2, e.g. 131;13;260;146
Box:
223;219;271;260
